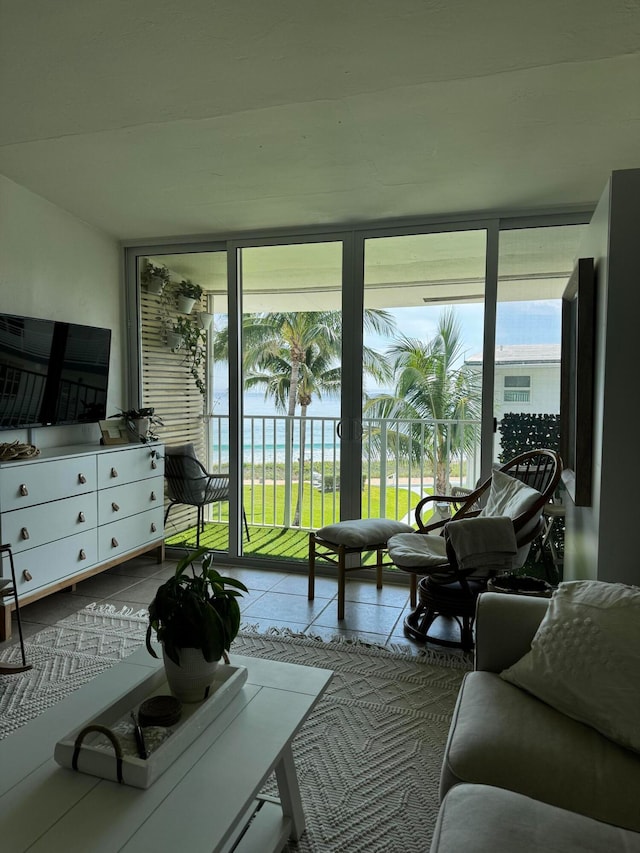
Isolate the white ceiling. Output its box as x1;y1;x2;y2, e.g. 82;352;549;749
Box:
1;0;639;242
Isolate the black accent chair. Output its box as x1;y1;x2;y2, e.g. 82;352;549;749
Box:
164;444;249;546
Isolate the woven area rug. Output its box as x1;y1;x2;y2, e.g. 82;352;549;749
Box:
0;605;470;852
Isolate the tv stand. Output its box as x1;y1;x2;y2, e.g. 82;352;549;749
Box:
0;442;164;641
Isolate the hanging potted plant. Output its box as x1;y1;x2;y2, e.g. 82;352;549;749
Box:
145;547;248;702
141;262;171;295
176;279;203;314
167;315;207;396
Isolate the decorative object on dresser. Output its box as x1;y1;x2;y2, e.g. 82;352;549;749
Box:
0;442;165;641
108;407;164;444
146;546;248;702
0;442;40;461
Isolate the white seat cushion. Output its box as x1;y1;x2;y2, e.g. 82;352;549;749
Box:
387;532;448;567
315;518;413;548
431;784;640;853
441;671;640;832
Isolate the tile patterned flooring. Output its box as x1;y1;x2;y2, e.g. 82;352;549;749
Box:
0;552;464;656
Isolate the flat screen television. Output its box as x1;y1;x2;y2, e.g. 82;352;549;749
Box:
0;313;111;431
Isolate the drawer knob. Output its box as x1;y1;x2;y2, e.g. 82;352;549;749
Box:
150;491;157;501
151;460;157;470
112;502;120;512
78;473;87;484
79;549;87;560
111;467;118;478
78;512;85;523
151;522;157;533
21;527;30;540
19;484;29;497
111;537;119;548
23;569;33;582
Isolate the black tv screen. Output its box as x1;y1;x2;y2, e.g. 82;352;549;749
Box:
0;313;111;431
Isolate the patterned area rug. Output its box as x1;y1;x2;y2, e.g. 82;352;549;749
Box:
0;605;470;852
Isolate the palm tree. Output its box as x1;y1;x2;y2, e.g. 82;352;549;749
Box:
364;309;481;494
213;309;396;525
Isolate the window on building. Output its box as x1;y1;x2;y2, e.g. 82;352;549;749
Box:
504;375;530;402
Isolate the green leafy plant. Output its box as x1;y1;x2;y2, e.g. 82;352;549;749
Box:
146;547;248;665
141;262;171;286
177;278;203;301
168;315;207;396
109;406;164;442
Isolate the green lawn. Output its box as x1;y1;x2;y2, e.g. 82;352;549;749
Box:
165;483;426;561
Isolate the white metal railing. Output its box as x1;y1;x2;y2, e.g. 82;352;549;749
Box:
208;414;482;529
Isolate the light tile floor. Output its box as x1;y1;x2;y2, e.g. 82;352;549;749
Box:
0;552;466;657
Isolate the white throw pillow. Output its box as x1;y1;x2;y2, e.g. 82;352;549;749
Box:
480;469;541;520
501;580;640;754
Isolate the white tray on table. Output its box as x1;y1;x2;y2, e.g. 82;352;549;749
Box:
54;663;247;789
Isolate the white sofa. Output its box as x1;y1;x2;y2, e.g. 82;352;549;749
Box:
430;589;640;852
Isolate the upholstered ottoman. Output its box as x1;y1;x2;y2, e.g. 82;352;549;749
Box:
308;518;414;619
430;783;640;853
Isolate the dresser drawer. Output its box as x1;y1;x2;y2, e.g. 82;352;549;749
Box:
0;494;98;554
0;456;97;511
3;531;99;598
97;445;164;489
98;507;164;562
97;477;163;525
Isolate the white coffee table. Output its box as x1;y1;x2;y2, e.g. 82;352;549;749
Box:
0;645;332;852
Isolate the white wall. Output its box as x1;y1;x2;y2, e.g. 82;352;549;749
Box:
0;176;124;449
564;168;640;586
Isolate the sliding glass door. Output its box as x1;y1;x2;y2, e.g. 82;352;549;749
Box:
360;228;487;527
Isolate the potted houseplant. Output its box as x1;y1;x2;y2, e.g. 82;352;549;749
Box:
145;547;248;702
167;315;207;396
141;262;171;295
110;407;164;443
176;279;203;313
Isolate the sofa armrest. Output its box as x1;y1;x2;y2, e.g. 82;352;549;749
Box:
474;592;550;672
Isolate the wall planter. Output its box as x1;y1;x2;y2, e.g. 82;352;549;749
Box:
141;261;171;295
166;330;182;350
198;311;214;330
177;295;196;314
147;276;166;295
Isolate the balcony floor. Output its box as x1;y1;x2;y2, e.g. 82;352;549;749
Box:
0;551;469;658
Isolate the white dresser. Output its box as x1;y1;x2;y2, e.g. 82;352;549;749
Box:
0;442;164;640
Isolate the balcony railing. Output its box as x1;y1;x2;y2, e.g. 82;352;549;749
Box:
207;414;482;529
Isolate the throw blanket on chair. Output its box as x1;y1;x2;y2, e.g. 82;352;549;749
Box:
446;515;517;572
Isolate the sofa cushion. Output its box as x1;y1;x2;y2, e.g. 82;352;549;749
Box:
441;671;640;832
430;784;640;853
501;580;640;754
315;518;413;548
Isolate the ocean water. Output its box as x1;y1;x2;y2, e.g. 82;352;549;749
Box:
211;390;342;463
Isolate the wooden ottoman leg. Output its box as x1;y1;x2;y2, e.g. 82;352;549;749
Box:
410;573;417;607
308;533;316;601
376;548;384;589
337;545;346;620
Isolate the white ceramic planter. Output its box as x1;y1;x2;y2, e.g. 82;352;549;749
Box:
166;331;182;350
146;276;165;295
198;311;214;330
162;646;219;703
177;295;196;314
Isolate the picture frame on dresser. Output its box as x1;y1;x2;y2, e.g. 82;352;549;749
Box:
99;419;129;445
